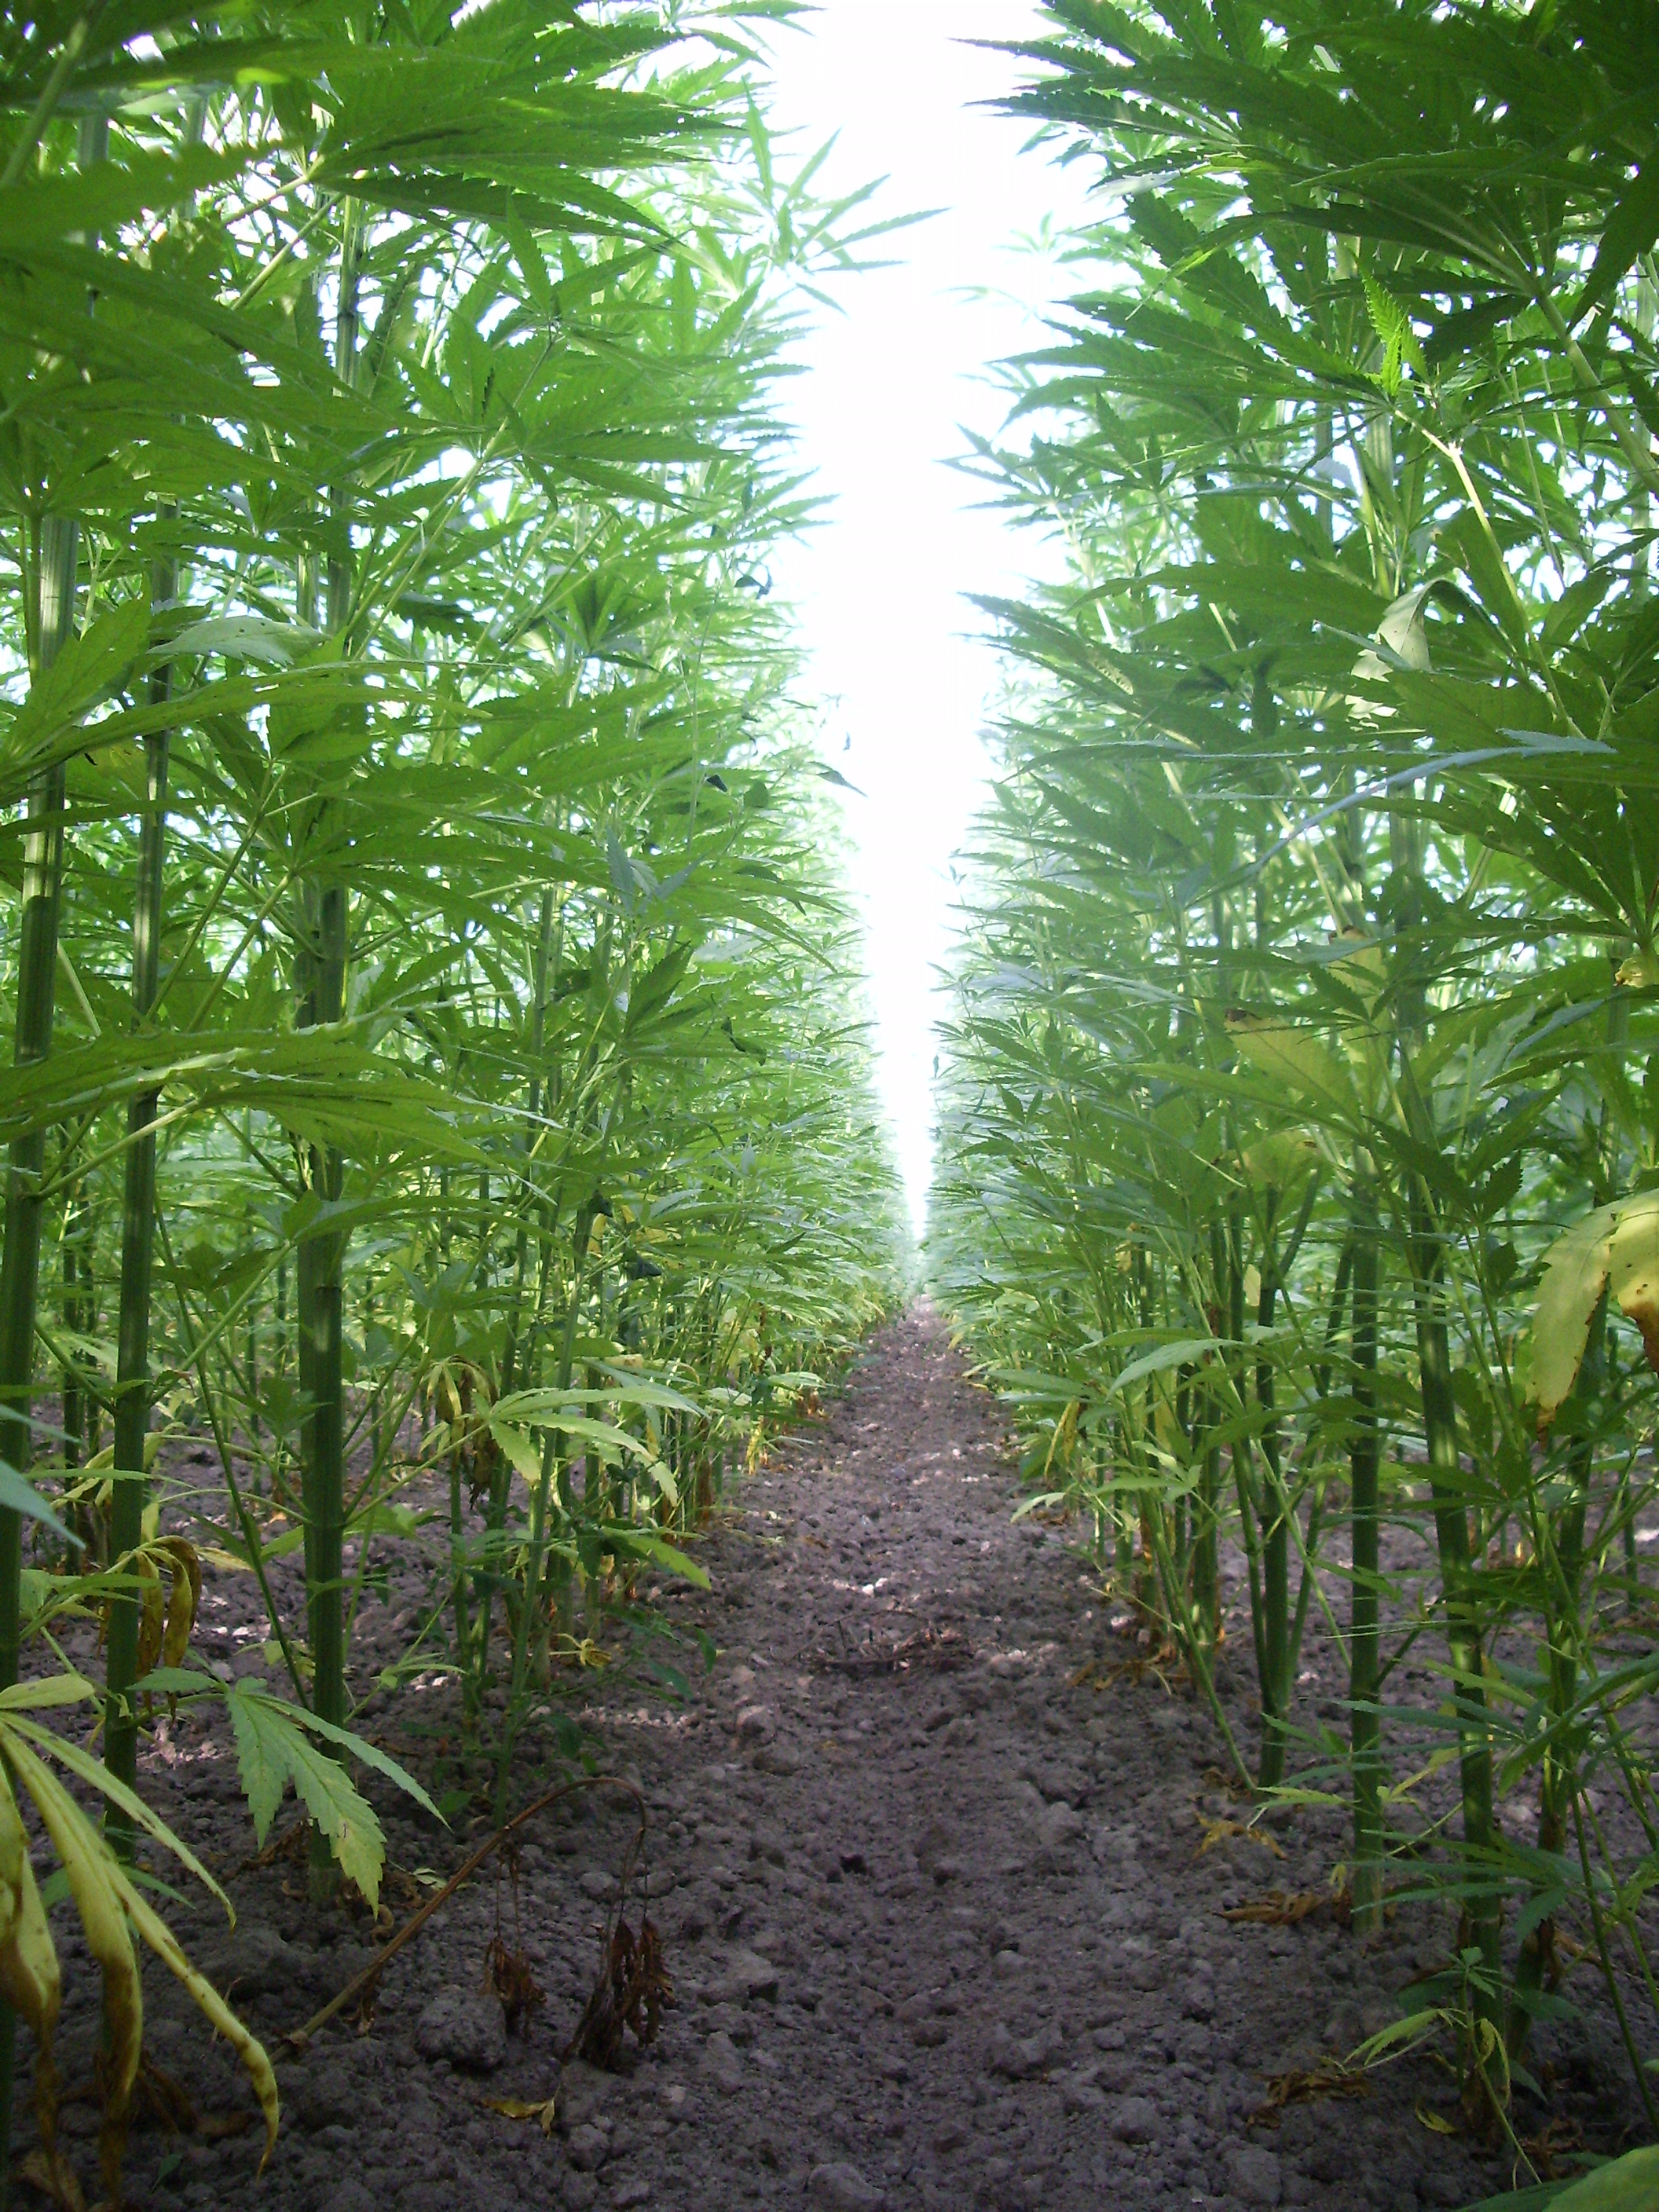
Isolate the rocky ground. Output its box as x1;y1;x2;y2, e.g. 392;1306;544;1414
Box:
13;1304;1654;2211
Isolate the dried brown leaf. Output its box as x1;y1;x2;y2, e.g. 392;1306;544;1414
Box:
1196;1814;1284;1860
1223;1887;1352;1928
566;1917;673;2071
812;1624;969;1678
485;1936;545;2038
483;2095;558;2133
15;2146;86;2211
1250;2060;1370;2128
1519;2115;1583;2180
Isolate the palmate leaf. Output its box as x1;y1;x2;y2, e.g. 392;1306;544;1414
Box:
3;598;148;764
0;144;250;252
225;1686;437;1910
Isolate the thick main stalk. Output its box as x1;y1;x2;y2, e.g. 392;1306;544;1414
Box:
104;550;176;1854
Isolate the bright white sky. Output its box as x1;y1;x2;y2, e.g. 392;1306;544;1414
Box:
760;2;1093;1241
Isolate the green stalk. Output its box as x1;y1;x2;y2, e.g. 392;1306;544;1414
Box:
273;1245;289;1503
1408;1157;1503;2065
495;1198;596;1818
296;873;347;1896
1143;1507;1252;1789
296;199;361;1899
1349;1172;1384;1932
103;544;175;1856
449;1417;474;1730
1192;1224;1223;1654
1281;1235;1353;1685
59;1185;88;1478
0;148;93;2162
0;516;81;1675
473;884;556;1689
1224;1199;1272;1699
1255;1191;1289;1790
1510;1293;1604;2053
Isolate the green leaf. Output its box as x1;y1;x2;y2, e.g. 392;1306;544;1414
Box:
599;1526;709;1590
0;1462;75;1546
1499;2147;1659;2212
0;145;248;252
282;1705;445;1826
165;615;318;665
1576;145;1659;322
225;1681;292;1844
489;1419;544;1483
130;1667;218;1700
225;1686;388;1906
5;596;149;764
1226;1013;1358;1117
1109;1338;1229;1396
1361;272;1426;395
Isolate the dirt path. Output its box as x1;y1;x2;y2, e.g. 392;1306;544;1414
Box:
94;1306;1620;2211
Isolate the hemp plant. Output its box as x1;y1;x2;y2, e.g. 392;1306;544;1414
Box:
935;0;1659;2131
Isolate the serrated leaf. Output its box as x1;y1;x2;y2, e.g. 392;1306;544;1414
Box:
5;598;149;764
226;1683;290;1844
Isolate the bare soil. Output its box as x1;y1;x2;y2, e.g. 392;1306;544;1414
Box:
14;1305;1652;2211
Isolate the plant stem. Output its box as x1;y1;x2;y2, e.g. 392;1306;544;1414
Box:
1407;1153;1503;2064
495;1199;596;1818
1350;1173;1384;1933
297;196;361;1899
0;487;81;2212
104;545;174;1858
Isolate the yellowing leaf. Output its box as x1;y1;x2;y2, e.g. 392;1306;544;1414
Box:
1237;1132;1320;1193
1415;2102;1457;2135
160;1540;203;1668
107;1859;278;2166
1531;1192;1659;1427
1227;1011;1357;1117
5;1713;232;1917
0;1729;279;2187
136;1555;165;1682
0;1762;62;2169
484;2094;558;2133
5;1738;143;2199
489;1419;544;1485
0;1672;100;1713
1549;2145;1659;2212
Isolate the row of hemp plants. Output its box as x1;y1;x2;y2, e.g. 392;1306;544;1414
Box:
0;3;904;2199
932;0;1659;2142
